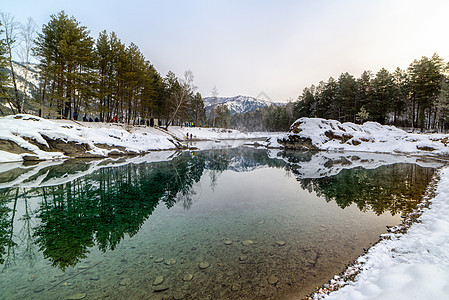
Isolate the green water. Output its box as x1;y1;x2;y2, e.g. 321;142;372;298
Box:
0;147;435;299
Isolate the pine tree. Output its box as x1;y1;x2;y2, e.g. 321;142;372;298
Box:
189;92;206;126
408;54;445;129
0;20;10;115
435;77;449;131
336;72;357;122
371;68;396;123
34;11;95;119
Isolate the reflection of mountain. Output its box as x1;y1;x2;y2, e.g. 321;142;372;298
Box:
0;147;438;270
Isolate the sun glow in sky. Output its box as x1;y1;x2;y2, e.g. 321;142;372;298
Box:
3;0;449;101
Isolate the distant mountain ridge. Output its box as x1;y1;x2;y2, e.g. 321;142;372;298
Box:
203;95;280;116
4;61;40;97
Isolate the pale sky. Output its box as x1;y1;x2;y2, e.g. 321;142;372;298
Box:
3;0;449;102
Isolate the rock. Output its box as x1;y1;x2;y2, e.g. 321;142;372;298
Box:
89;276;100;281
242;240;254;246
199;261;210;269
183;274;194;281
23;155;42;161
119;278;131;286
154;257;164;263
231;284;241;291
268;275;279;285
164;258;176;266
77;264;90;269
224;240;233;245
239;255;248;261
67;294;86;300
173;293;185;300
324;283;330;289
153;275;164;286
33;287;45;293
154;286;169;292
275;241;286;246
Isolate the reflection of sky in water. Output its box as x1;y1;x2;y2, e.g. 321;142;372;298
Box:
0;147;435;299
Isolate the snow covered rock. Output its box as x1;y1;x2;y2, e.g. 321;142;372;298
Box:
277;117;449;155
0;114;178;162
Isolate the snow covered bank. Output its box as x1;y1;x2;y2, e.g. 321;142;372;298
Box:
310;167;449;300
0;114;275;163
272;118;449;156
0;114;179;162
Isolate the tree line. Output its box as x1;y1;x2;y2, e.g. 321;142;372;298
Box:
230;54;449;132
0;11;206;127
294;54;449;131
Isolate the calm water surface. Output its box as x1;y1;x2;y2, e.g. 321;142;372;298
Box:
0;147;436;299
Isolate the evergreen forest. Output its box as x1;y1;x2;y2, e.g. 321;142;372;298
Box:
0;11;206;127
233;54;449;132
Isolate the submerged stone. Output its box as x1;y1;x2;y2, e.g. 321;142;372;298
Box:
119;278;131;286
199;262;210;269
67;294;86;300
183;274;194;281
173;293;185;300
154;286;169;292
242;240;254;246
268;275;279;285
239;255;248;261
153;275;164;286
276;241;286;246
164;258;176;266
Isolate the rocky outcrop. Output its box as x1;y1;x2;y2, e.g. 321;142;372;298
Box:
277;117;449;155
277;135;317;150
0;139;34;155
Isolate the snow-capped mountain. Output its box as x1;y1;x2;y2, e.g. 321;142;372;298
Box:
4;61;40;97
203;95;280;116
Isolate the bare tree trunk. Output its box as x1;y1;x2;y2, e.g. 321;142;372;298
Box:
1;13;21;113
18;17;37;114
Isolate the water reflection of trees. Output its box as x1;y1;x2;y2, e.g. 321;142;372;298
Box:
0;148;436;271
296;164;434;215
32;153;207;270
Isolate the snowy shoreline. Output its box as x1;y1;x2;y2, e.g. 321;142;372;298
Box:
304;165;449;300
0;114;277;163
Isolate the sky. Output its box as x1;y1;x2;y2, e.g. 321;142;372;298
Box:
2;0;449;102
